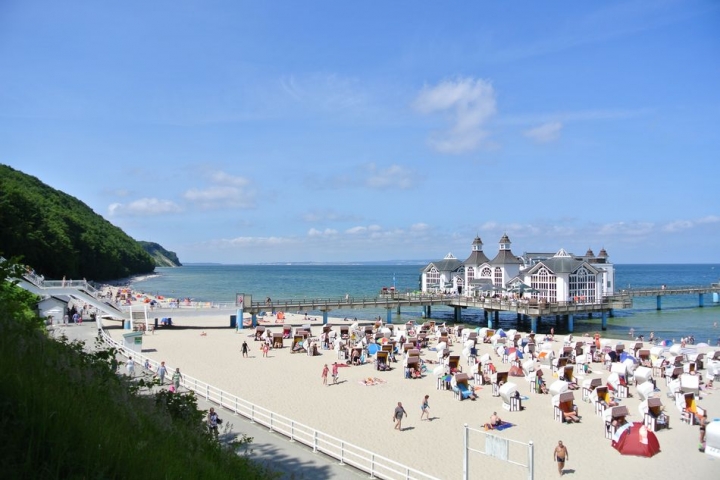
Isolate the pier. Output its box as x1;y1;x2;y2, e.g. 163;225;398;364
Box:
243;284;720;332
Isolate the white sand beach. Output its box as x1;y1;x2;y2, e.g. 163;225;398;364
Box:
104;307;719;479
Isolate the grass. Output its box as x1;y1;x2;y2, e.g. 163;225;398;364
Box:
0;296;276;480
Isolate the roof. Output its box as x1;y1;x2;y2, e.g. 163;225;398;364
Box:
527;256;601;275
423;258;463;273
490;250;523;265
464;250;490;265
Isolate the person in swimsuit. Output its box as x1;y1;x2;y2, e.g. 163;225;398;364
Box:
420;395;430;421
554;440;569;476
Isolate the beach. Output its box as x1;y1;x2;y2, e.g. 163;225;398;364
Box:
104;308;719;479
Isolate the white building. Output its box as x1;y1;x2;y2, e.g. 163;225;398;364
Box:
420;234;615;302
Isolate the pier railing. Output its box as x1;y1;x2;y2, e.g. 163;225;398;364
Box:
99;330;439;480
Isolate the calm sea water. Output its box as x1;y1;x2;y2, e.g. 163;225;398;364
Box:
131;264;720;345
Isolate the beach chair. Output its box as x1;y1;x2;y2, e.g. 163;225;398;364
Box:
500;382;521;411
609;363;629;398
452;373;473;400
631;341;644;357
637;381;656;402
291;335;306;354
272;333;283;349
552;356;569;375
574;353;589;375
254;325;266;341
633;366;653;386
553;391;578;423
665;366;683;386
282;324;292;339
406;356;421;379
581;378;602;402
603;405;629;439
637;349;651;367
641;397;669;432
688;352;705;370
680;373;700;395
492;372;509;397
561;365;576;385
376;351;389;371
593;386;611;416
448;355;461;373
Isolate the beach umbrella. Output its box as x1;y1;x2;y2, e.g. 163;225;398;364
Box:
696;342;710;348
612;423;660;457
367;344;380;356
497;329;507;338
660;340;672;347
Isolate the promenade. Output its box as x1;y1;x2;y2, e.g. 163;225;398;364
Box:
56;322;366;480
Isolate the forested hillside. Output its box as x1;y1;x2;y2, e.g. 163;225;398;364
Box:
0;164;155;280
139;241;182;267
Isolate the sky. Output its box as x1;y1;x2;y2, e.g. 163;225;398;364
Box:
1;1;719;264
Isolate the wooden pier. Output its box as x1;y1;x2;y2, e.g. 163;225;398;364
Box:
244;284;720;333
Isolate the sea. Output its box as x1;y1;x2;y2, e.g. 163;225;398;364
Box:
129;263;720;346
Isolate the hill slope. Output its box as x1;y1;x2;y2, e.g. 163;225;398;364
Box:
0;164;155;280
139;241;182;267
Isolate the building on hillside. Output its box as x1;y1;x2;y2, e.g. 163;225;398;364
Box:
420;235;615;302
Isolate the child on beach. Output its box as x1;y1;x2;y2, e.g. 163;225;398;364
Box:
322;364;329;386
420;395;430;421
332;362;339;384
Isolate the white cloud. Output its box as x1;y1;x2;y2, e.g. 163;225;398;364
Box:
410;223;431;232
308;228;338;237
217;236;295;247
524;121;563;143
346;226;367;235
302;210;363;223
108;198;182;217
183;186;255;209
209;171;250;187
364;163;417;190
413;77;497;154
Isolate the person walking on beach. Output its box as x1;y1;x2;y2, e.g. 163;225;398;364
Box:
554;440;569;476
420;395;431;421
241;341;249;358
322;364;329;386
172;367;183;391
331;362;339;385
393;401;407;431
262;342;270;358
157;361;167;385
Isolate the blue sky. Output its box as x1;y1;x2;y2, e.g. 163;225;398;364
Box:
1;1;719;264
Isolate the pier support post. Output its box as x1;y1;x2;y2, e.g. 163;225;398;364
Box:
494;311;499;325
601;311;608;331
487;314;493;329
397;304;401;315
531;316;538;333
237;309;243;329
656;295;662;311
699;293;704;308
251;313;258;328
386;308;393;325
568;314;574;333
425;306;431;318
454;306;462;323
322;311;328;325
484;310;489;322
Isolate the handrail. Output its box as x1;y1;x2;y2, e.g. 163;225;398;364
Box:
99;330;440;480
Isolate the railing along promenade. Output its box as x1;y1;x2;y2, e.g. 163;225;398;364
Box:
98;329;439;480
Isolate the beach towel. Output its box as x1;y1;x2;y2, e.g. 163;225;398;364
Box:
494;422;514;431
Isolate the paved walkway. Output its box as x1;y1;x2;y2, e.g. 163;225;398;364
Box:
53;324;366;480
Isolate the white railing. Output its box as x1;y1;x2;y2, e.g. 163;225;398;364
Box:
100;330;439;480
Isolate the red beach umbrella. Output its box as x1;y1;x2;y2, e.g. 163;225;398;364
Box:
612;422;660;457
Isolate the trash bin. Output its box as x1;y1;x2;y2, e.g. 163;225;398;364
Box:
230;315;237;329
154;318;159;329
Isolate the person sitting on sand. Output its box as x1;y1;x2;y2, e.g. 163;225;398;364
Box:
484;411;502;430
